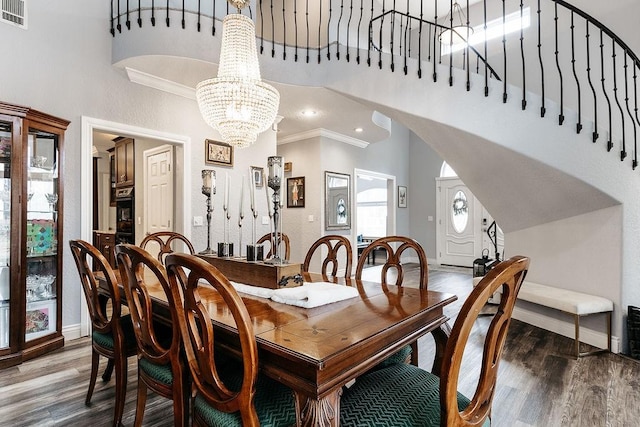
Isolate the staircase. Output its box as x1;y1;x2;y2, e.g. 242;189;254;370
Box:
110;0;640;352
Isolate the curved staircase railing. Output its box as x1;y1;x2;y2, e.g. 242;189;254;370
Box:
110;0;640;171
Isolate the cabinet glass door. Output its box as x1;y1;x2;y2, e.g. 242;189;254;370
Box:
25;129;58;342
0;121;11;349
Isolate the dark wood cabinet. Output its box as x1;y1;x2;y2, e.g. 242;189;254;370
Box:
93;231;116;268
114;137;134;188
0;101;68;369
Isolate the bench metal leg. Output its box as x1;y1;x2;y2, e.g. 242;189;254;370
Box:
573;311;612;358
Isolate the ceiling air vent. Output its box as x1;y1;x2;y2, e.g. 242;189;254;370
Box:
1;0;27;29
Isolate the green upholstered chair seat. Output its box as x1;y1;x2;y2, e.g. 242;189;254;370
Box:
92;314;136;349
376;344;412;369
139;357;173;385
193;364;296;427
340;363;491;427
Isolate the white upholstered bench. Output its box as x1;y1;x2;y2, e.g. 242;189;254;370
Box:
473;277;613;358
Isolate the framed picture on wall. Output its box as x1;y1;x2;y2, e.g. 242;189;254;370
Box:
287;177;305;208
205;139;233;166
398;185;407;208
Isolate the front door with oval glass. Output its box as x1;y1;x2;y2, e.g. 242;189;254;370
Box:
436;178;482;267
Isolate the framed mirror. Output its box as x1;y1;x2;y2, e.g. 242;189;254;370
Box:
325;171;351;230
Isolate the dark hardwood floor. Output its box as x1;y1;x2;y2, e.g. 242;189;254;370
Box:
1;266;638;426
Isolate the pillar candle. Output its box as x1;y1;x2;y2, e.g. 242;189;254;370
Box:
239;175;244;215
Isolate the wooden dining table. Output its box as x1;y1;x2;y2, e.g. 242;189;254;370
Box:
102;268;457;427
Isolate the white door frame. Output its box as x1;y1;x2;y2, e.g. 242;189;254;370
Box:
80;117;192;337
353;168;396;258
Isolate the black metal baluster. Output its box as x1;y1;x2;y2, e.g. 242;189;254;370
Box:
634;65;640;169
601;30;613;152
586;22;599;142
318;0;322;63
537;0;545;115
327;0;332;60
390;0;396;72
357;0;364;64
612;43;627;160
367;1;372;66
151;0;156;26
379;0;385;69
294;0;298;61
259;0;264;52
197;0;201;31
448;0;453;86
346;0;354;62
484;0;488;95
465;0;470;91
271;0;275;57
117;0;122;33
181;0;185;29
433;0;437;82
554;3;564;124
211;0;215;35
137;0;142;27
502;0;507;102
404;1;410;75
306;0;310;63
520;0;526;108
571;12;581;132
282;0;286;60
417;0;423;78
110;0;115;36
126;0;131;30
165;0;169;27
624;54;637;169
336;0;344;60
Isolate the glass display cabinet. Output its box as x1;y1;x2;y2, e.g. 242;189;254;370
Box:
0;102;68;369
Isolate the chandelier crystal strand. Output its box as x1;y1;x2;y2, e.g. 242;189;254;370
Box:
196;13;280;148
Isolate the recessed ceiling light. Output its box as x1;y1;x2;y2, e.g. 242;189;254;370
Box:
301;110;317;117
354;127;364;133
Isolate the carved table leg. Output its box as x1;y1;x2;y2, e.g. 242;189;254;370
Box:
431;321;452;377
295;387;343;427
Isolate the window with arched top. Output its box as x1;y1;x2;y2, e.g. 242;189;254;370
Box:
440;162;458;178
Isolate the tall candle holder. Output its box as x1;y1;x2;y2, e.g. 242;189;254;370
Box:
237;176;245;258
218;172;233;257
265;155;286;265
199;170;215;255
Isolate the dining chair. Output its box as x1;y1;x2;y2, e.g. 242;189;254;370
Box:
256;231;291;261
140;231;195;263
164;253;298;427
302;234;353;280
355;235;429;366
114;244;189;427
69;239;137;427
340;255;530;427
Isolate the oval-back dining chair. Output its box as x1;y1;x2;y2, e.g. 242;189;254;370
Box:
140;231;195;264
355;235;429;366
115;244;189;427
256;232;290;261
302;235;353;280
355;235;429;289
69;239;137;427
164;253;297;426
340;255;530;427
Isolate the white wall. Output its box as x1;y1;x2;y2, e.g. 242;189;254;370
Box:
0;1;276;329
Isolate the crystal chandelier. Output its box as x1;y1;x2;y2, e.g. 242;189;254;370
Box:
196;0;280;148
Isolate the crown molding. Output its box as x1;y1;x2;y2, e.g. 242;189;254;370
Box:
125;67;196;100
278;128;369;148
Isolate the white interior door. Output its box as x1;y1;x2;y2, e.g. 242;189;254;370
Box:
144;145;174;236
436;177;482;267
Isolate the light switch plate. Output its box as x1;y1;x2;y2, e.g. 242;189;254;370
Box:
193;216;203;226
262;216;270;225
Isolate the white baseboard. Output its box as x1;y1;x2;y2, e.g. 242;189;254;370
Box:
62;324;84;342
513;306;620;354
